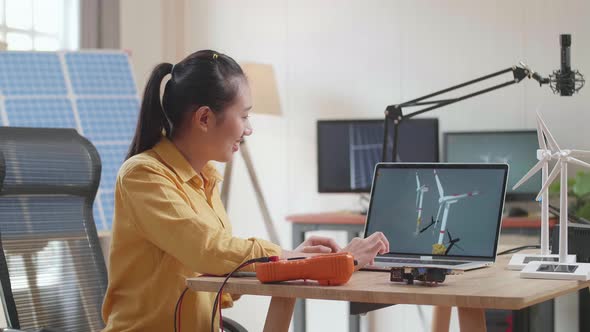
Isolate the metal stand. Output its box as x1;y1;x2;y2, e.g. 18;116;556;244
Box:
381;63;543;162
220;139;281;246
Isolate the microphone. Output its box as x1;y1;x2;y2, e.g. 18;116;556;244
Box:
560;34;571;74
549;34;585;96
558;34;573;96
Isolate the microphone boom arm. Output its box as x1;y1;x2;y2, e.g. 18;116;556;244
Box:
382;63;547;162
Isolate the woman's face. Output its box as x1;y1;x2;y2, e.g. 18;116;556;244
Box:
208;79;253;162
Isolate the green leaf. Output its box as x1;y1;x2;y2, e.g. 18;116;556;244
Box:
572;172;590;197
549;178;577;196
576;201;590;220
549;182;561;194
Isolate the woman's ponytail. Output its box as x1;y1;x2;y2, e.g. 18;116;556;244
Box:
126;63;173;160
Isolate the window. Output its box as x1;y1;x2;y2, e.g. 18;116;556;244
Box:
0;0;79;51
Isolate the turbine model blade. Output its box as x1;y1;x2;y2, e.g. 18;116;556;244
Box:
536;162;562;201
513;159;545;190
569;150;590;159
537;112;560;152
568;157;590;170
536;116;547;150
434;170;444;198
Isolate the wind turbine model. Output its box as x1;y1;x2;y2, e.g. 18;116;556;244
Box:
415;172;429;235
508;113;575;270
520;113;590;280
432;170;479;255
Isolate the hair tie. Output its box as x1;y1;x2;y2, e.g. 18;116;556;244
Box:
212;53;219;60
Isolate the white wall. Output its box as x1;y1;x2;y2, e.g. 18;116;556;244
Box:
121;1;590;331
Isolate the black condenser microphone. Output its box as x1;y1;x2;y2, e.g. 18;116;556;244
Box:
558;34;573;96
560;34;571;74
549;34;585;96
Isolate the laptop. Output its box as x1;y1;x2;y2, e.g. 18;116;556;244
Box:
363;163;508;271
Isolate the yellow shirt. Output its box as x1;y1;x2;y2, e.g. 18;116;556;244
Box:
102;137;281;332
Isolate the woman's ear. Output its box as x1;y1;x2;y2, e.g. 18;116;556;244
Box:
192;106;211;132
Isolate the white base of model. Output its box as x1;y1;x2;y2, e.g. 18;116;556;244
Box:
520;261;590;281
507;253;576;271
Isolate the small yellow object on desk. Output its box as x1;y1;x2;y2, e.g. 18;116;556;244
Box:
432;243;447;255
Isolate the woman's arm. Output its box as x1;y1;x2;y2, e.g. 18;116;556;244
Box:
284;233;390;270
120;163;281;275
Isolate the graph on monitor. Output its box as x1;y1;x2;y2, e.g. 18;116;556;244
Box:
317;119;439;193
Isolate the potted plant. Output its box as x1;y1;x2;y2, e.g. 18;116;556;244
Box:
549;171;590;220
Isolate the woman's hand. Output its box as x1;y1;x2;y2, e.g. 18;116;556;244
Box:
294;235;342;254
342;232;389;270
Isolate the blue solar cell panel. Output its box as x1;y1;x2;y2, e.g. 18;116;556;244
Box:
66;53;137;95
95;143;127;192
76;98;139;142
5;98;76;128
0;53;67;95
0;51;139;231
96;191;115;229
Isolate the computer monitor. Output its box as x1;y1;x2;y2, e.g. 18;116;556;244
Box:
443;131;540;201
317;118;439;193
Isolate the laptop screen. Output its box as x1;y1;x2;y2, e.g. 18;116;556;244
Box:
364;163;508;260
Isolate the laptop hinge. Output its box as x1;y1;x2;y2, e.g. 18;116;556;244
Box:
420;256;433;260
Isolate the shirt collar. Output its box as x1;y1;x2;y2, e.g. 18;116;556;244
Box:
153;137;223;185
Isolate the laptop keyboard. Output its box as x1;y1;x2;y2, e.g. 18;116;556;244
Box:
381;258;466;266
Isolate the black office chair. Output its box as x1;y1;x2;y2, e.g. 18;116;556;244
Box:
0;127;247;332
0;127;107;331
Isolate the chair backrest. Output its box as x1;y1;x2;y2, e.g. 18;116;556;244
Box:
0;127;107;331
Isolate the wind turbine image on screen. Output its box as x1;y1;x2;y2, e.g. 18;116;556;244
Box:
415;170;480;255
415;172;429;235
349;122;385;190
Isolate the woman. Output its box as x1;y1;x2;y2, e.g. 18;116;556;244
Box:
101;50;389;331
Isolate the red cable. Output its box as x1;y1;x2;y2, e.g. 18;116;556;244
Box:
210;258;277;332
219;291;224;331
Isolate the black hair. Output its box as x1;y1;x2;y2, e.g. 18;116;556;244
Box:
126;50;245;159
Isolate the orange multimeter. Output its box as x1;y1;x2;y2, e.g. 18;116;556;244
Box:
255;252;356;286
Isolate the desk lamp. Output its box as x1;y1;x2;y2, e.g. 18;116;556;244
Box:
220;63;282;245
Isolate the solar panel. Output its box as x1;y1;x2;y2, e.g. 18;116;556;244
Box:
76;98;139;142
0;53;67;95
0;51;140;230
65;53;137;95
5;98;75;128
94;144;127;196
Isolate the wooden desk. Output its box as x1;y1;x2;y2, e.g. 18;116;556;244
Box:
187;253;590;332
285;212;557;332
287;212;366;332
287;212;557;228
